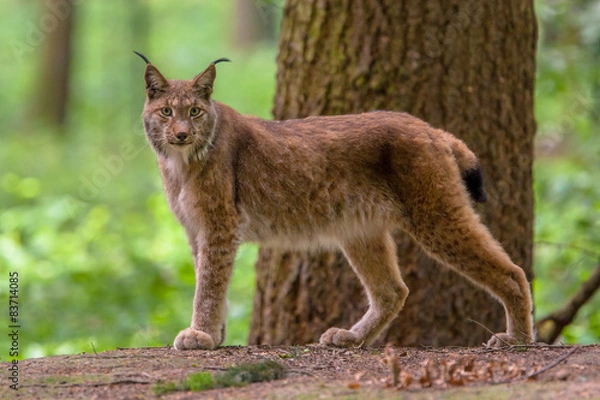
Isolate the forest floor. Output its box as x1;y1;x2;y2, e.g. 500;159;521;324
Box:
3;344;599;399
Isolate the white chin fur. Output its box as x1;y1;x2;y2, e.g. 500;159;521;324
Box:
163;124;216;166
166;142;204;163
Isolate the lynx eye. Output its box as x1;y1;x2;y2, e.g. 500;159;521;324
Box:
190;107;203;117
160;107;172;117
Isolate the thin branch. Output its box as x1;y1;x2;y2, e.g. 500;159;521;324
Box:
525;346;579;380
384;344;400;386
535;241;600;259
287;369;316;377
420;343;575;354
90;342;98;356
467;318;512;347
23;379;152;389
115;346;168;350
494;346;579;384
536;261;600;344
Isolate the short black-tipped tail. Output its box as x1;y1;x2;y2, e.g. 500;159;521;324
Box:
462;164;487;203
448;136;487;203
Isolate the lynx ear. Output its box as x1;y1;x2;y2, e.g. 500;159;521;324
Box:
144;64;169;99
192;58;230;99
134;51;169;99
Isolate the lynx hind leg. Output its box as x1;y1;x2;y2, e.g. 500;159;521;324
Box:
320;232;409;347
408;196;534;346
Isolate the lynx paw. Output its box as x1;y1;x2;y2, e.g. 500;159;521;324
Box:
485;332;532;348
173;328;216;350
320;328;364;347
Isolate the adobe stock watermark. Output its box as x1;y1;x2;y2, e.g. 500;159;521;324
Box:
10;0;82;64
77;141;147;202
7;272;20;391
536;91;597;156
253;0;284;26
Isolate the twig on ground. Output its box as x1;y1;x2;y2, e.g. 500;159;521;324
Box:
419;343;574;355
494;346;580;385
384;344;400;386
523;346;579;380
286;369;316;377
23;379;153;388
467;319;512;348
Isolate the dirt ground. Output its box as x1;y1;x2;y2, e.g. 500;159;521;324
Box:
3;344;599;399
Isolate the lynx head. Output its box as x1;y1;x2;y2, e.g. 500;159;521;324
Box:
135;52;230;163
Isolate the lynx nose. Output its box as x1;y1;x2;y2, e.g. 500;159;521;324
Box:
176;132;188;141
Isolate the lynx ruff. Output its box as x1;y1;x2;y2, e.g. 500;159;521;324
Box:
136;52;534;350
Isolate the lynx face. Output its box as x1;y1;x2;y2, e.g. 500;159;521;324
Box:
141;62;219;163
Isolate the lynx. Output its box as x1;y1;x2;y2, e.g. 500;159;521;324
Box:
135;52;534;350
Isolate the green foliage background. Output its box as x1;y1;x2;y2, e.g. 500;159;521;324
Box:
0;1;598;359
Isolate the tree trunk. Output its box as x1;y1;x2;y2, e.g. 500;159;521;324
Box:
34;0;75;130
249;0;536;347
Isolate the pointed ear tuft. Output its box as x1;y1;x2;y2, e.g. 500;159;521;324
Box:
192;58;229;100
144;64;169;99
133;51;151;64
212;57;231;65
135;51;169;99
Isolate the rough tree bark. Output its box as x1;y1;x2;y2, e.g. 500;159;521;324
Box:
249;0;537;347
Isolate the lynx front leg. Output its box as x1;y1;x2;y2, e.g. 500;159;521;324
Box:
320;232;409;347
173;233;238;350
